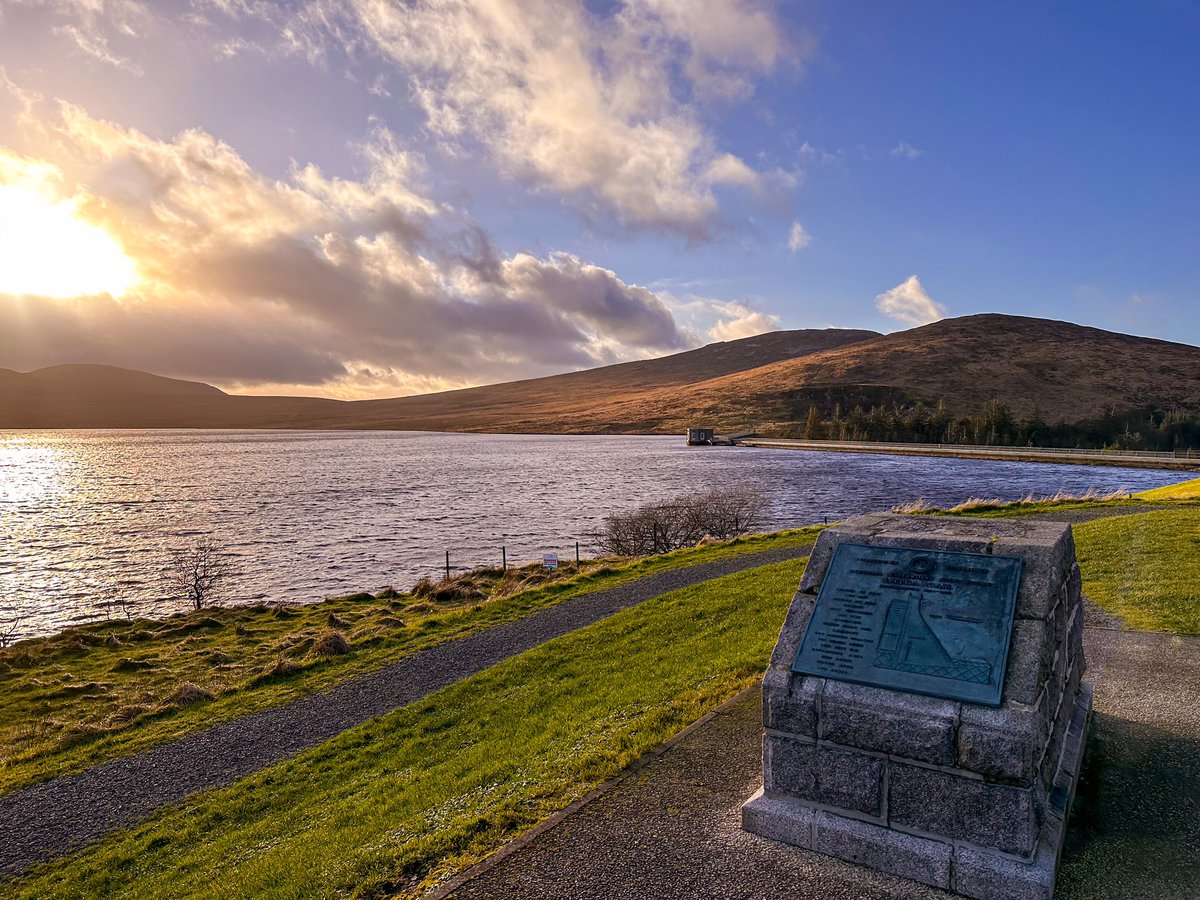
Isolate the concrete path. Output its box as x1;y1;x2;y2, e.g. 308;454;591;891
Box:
440;628;1200;900
0;543;809;877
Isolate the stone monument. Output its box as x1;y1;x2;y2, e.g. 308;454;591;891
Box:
742;513;1092;899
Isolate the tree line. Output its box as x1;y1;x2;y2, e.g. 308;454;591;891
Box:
779;399;1200;452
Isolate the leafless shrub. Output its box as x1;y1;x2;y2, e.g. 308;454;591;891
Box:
165;537;236;611
596;486;768;556
0;617;21;649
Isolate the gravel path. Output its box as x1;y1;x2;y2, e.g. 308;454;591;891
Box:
442;628;1200;900
0;544;809;878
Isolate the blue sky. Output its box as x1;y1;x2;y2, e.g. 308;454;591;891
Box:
0;1;1196;397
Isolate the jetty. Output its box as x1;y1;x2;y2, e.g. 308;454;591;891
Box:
737;437;1200;470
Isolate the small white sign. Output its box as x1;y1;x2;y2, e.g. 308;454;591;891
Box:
542;553;558;570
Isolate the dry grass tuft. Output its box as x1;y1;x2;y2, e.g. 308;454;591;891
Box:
327;613;349;629
163;682;216;707
894;488;1131;515
411;573;490;604
52;681;110;697
104;703;152;726
312;630;351;658
264;656;302;680
111;657;156;673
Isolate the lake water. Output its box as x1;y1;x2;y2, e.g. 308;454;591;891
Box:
0;430;1181;641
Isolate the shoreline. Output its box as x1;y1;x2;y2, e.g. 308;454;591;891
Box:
738;437;1200;470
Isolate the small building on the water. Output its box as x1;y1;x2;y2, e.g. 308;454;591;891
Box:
687;427;715;445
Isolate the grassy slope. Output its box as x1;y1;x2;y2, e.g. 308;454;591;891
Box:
1073;508;1200;633
0;529;818;794
7;558;806;899
1135;476;1200;500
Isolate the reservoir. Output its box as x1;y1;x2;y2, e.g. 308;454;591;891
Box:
0;429;1180;640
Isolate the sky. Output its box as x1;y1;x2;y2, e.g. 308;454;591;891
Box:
0;1;1197;399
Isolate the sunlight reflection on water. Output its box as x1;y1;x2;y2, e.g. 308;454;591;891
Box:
0;429;1180;641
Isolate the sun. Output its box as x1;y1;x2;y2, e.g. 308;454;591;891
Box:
0;182;138;298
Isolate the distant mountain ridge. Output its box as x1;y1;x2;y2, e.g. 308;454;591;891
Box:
1;315;1197;432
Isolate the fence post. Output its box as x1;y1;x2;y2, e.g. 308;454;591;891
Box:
502;546;507;572
575;541;580;565
445;551;450;581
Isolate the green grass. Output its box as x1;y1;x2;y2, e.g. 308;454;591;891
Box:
0;528;818;795
1135;476;1200;501
1072;507;1200;633
5;557;807;900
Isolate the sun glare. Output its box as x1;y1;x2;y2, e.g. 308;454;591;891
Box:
0;183;137;298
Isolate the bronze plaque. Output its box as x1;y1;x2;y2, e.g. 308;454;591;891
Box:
792;543;1022;705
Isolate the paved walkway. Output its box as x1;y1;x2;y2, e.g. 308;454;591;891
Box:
0;543;810;877
441;628;1200;900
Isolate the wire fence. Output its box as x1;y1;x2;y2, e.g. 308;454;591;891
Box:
436;539;588;580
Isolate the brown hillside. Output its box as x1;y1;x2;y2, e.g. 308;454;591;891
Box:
0;328;876;430
344;327;879;431
2;316;1196;432
552;314;1200;432
0;364;341;429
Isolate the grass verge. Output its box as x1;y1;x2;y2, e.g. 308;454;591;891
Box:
5;557;807;899
1072;507;1200;633
1135;476;1200;501
0;528;818;795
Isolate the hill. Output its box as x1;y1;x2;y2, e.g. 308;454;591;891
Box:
1;316;1197;434
0;328;876;430
558;314;1200;433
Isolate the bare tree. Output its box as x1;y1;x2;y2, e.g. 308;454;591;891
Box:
595;486;768;556
166;536;235;611
0;617;21;649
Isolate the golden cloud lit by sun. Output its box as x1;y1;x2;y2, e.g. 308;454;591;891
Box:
0;173;137;299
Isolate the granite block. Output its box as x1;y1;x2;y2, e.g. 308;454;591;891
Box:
766;590;816;673
764;734;884;817
992;527;1074;620
889;762;1038;857
741;788;814;849
798;516;892;593
820;680;959;766
762;668;821;739
957;700;1047;784
813;810;952;890
1002;618;1053;706
953;843;1055;900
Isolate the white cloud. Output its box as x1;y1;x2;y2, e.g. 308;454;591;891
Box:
709;308;780;342
0;102;699;396
787;220;811;251
54;24;144;74
191;0;803;238
890;141;924;160
875;275;946;326
11;2;812;237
